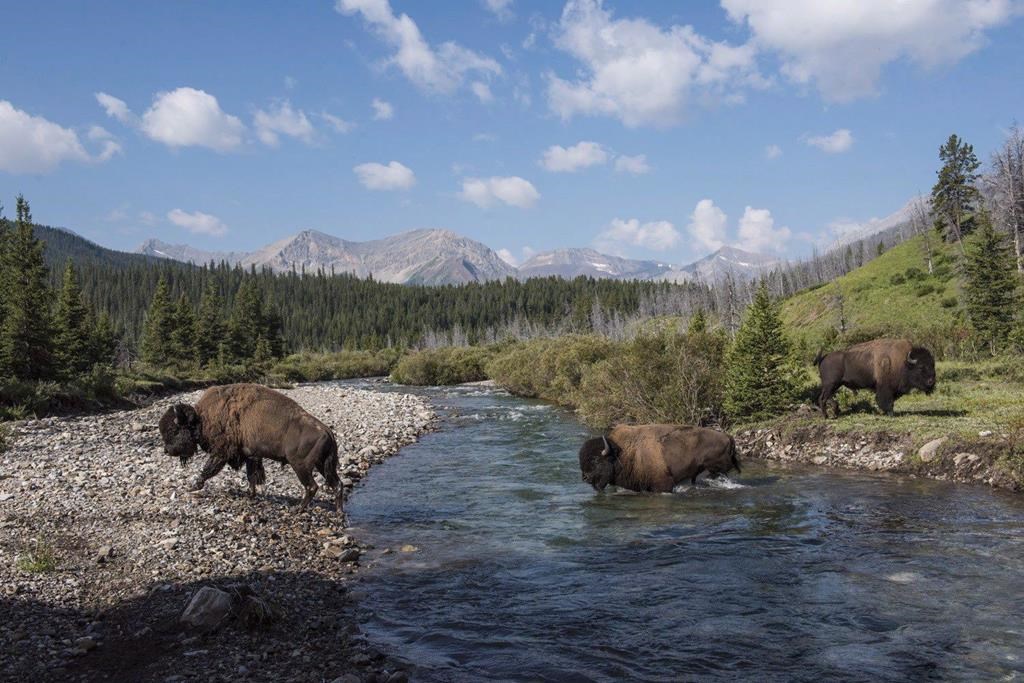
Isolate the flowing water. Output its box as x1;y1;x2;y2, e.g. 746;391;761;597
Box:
345;382;1024;682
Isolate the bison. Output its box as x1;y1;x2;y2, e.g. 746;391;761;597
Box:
578;424;741;493
815;338;936;418
158;383;343;512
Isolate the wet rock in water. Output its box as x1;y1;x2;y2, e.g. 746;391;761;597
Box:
180;586;234;630
917;437;948;463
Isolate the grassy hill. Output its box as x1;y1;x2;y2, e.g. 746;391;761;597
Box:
782;236;965;358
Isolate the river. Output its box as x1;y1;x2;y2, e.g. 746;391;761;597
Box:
345;382;1024;682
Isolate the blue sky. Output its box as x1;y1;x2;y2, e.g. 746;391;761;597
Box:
2;0;1022;266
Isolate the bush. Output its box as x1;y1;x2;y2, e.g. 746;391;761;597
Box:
271;349;400;383
904;267;925;281
889;273;907;286
941;296;959;308
915;283;937;297
486;335;616;404
576;331;726;429
391;346;494;385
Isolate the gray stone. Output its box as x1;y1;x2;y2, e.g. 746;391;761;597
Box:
95;545;115;564
180;587;234;629
917;437;948;463
978;430;993;437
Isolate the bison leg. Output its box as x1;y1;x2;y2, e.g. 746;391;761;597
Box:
293;465;318;512
191;454;227;491
245;458;266;498
818;382;840;418
316;460;344;514
876;387;896;416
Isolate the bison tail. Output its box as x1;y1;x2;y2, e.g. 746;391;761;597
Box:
813;349;826;366
321;438;342;489
729;438;741;474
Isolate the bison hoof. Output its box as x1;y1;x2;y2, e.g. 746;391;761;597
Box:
189;479;206;492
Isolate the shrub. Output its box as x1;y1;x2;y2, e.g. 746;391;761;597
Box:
271;349;400;383
941;296;959;308
904;267;925;281
915;283;937;297
486;335;616;404
391;346;494;385
17;543;57;573
889;273;907;286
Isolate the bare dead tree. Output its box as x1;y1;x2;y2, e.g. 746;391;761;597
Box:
988;124;1024;272
910;195;935;274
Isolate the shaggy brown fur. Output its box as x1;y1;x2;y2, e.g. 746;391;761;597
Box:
815;338;936;418
579;424;740;493
158;384;343;512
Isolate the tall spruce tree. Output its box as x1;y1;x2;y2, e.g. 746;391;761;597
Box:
932;133;982;250
90;312;117;367
140;276;175;366
0;196;54;381
688;309;708;334
170;295;197;365
723;281;797;421
195;281;225;367
227;279;264;361
962;215;1019;353
0;200;7;338
54;260;94;377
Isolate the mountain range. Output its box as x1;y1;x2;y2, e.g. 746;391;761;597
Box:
136;228;786;286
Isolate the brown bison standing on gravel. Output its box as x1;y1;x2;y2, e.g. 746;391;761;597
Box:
158;384;343;512
579;424;740;493
815;338;936;418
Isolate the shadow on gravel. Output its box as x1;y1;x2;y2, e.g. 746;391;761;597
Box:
1;571;403;683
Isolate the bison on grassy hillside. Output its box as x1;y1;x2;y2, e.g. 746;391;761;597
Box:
579;424;740;493
158;383;343;512
815;338;936;418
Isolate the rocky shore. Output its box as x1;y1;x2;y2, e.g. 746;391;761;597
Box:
736;411;1022;491
0;383;435;682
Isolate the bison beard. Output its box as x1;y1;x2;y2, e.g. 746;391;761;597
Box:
157;384;343;512
816;338;936;418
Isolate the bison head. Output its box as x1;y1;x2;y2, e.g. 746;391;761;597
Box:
158;403;201;464
906;347;936;394
579;435;619;492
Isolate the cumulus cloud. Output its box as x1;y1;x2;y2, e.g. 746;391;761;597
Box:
687;199;728;251
337;0;501;94
596;218;681;253
737;206;790;252
253;100;315;146
320;111;355;133
614;154;651;174
546;0;765;127
95;92;137;125
483;0;514;21
805;128;854;153
540;141;608;172
137;87;246;151
0;100;122;174
764;143;782;159
371;98;394;120
471;81;495;104
722;0;1021;102
353;160;416;190
458;176;540;208
167;208;229;237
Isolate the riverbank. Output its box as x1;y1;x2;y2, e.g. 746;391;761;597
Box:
0;383;435;682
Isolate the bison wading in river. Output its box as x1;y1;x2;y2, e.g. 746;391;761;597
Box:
579;424;740;493
158;383;343;512
815;338;936;418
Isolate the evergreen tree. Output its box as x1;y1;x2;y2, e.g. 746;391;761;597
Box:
170;295;197;364
227;279;264;361
723;281;797;421
932;133;981;249
0;200;7;337
140;276;175;366
90;312;117;367
962;215;1019;353
688;309;708;334
195;281;225;367
54;260;94;377
0;196;54;380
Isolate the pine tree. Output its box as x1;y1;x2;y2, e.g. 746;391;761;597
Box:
932;133;981;250
962;215;1019;353
688;309;708;334
723;281;797;421
54;260;94;378
0;200;8;338
195;281;225;367
140;276;175;366
227;279;264;361
0;196;54;381
170;295;197;365
90;312;117;367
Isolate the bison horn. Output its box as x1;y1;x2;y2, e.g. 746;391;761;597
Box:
601;435;610;457
173;404;187;425
907;354;918;366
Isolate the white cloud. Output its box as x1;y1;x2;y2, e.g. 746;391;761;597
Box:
371;97;394;120
140;87;246;151
765;143;782;159
497;248;518;265
253;100;315;147
353;160;416;190
321;111;355;133
546;0;765;127
687;199;728;251
497;245;536;266
596;218;680;252
167;208;228;237
0;100;115;174
95;92;137;125
473;132;496;142
614;154;651;174
805;128;854;153
540;140;608;172
471;81;495;104
458;176;540;208
737;206;790;252
483;0;514;21
337;0;502;94
722;0;1021;102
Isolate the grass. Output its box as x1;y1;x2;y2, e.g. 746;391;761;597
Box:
782;237;969;358
16;543;58;573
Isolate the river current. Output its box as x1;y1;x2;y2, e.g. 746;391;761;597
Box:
345;382;1024;682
